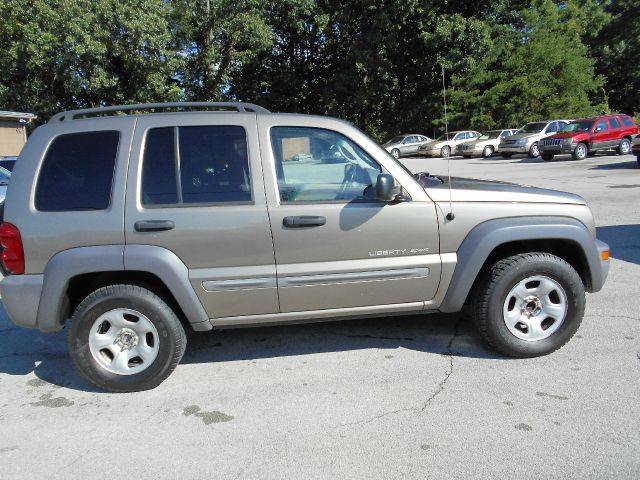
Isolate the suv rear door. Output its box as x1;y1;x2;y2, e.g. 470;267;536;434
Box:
258;116;442;313
125;113;278;319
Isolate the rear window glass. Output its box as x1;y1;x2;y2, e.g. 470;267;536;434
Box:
35;131;120;211
621;116;635;127
609;117;621;129
141;126;251;206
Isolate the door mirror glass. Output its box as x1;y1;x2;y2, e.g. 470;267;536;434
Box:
375;173;397;201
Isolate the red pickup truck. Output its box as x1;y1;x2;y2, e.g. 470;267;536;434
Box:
538;114;638;161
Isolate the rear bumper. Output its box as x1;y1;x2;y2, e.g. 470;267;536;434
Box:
0;274;43;329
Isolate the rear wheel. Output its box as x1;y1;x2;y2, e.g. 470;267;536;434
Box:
68;284;187;392
541;154;554;161
482;146;494;158
572;143;588;160
617;138;631;155
472;253;585;358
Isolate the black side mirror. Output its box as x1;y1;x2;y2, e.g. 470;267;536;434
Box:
375;173;397;202
594;127;602;133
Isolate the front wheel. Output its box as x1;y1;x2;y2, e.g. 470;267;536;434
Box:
68;284;187;392
472;253;585;358
572;143;588;160
440;145;451;158
390;148;400;159
617;138;631;155
528;143;540;158
482;146;494;158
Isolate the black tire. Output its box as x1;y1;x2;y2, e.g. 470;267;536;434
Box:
472;252;585;358
68;284;187;392
482;146;494;158
501;153;512;159
617;138;631;155
528;142;540;158
440;145;451;158
391;148;400;159
541;154;554;161
572;143;588;160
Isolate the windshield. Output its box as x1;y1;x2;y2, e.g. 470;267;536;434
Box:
562;121;593;133
386;136;404;144
517;122;547;134
479;131;501;140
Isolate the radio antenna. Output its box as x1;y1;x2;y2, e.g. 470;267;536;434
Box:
442;64;455;221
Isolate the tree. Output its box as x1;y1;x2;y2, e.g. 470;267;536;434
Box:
447;0;606;130
171;0;273;101
589;0;640;116
0;0;182;121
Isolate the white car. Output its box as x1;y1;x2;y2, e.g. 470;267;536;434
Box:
417;131;481;158
457;129;519;158
382;134;431;159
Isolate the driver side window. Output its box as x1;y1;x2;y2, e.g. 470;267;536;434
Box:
270;127;383;203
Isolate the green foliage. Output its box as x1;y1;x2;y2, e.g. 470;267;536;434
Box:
589;0;640;116
0;0;632;137
0;0;182;121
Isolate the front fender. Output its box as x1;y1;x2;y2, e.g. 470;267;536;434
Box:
438;217;609;313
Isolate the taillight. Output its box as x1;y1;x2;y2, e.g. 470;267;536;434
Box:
0;222;25;275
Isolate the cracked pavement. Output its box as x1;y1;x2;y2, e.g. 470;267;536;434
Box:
1;153;639;479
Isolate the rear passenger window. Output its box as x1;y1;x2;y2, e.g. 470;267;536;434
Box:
609;117;621;129
141;126;251;206
35;131;120;211
621;116;635;127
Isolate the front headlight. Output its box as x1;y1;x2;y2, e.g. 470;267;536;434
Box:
561;138;572;145
517;138;528;145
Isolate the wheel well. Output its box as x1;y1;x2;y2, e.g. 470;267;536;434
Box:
64;271;191;329
466;239;592;304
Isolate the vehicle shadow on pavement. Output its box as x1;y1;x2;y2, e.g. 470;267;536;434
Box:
0;304;103;392
181;312;505;366
0;305;504;392
590;159;639;170
596;224;640;265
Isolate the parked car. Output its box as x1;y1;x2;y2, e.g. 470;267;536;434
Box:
382;134;431;159
0;102;609;392
458;129;518;158
0;166;11;204
499;120;571;158
539;114;639;161
417;131;481;158
633;135;640;166
0;156;17;172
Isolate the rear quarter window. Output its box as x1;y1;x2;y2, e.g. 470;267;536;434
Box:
621;116;636;128
35;131;120;211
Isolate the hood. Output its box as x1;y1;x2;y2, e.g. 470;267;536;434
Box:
546;132;587;140
463;138;494;147
503;132;540;141
422;139;449;148
425;177;585;204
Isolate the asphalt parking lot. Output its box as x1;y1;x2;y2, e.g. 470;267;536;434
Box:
1;152;638;479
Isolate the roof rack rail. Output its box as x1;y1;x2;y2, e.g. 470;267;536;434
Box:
49;102;270;123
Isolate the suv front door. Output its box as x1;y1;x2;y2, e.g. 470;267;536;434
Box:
258;119;442;313
125;114;278;319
